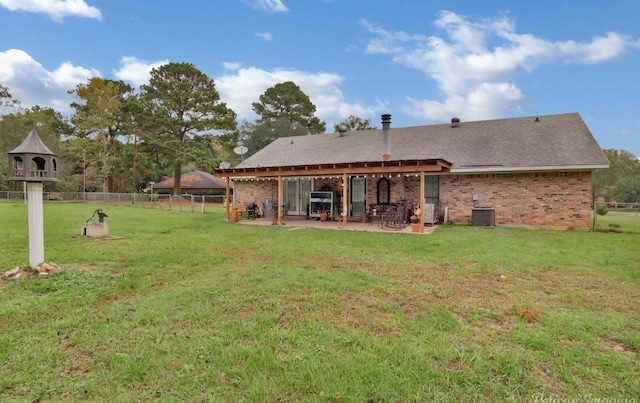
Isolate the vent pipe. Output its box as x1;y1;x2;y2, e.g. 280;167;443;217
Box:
381;114;391;161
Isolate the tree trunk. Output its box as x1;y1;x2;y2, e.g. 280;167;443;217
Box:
101;176;114;193
172;162;182;195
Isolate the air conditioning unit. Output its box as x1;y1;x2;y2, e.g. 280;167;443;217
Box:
472;207;495;227
424;203;438;225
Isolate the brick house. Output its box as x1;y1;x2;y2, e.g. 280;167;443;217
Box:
215;113;609;231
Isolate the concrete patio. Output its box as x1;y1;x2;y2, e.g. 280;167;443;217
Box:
233;215;438;234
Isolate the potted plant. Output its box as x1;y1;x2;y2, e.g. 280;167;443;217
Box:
410;205;422;233
320;209;328;221
317;195;329;221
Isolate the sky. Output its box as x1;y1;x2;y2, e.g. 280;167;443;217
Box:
1;0;639;156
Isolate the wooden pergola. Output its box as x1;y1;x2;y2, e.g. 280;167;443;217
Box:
215;158;451;233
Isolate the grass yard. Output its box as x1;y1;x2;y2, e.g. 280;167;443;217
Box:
596;211;640;234
0;202;639;402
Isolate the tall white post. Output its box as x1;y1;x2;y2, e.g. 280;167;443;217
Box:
26;182;45;267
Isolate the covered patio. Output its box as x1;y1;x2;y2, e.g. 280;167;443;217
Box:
216;158;451;234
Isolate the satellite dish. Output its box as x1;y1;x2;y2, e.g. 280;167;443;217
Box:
233;146;248;155
233;145;248;161
219;162;231;169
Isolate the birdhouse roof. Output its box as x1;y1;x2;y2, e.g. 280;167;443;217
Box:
9;127;56;156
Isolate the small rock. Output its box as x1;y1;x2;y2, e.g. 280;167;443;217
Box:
5;267;21;276
36;266;47;273
500;274;507;280
38;272;49;276
48;267;60;274
42;263;52;271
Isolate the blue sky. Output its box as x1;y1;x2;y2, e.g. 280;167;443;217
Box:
1;0;639;156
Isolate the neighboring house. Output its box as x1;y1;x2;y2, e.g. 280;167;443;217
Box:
152;170;231;195
215;113;609;230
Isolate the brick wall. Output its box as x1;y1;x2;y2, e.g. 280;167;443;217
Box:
233;180;278;209
233;171;593;230
440;171;593;230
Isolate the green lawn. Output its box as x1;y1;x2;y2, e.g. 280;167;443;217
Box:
1;202;639;402
596;211;640;233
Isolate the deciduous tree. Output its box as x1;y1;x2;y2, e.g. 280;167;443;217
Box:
0;83;19;108
593;149;640;198
0;106;67;190
613;175;640;203
68;77;134;192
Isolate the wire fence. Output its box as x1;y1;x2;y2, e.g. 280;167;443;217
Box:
0;191;230;213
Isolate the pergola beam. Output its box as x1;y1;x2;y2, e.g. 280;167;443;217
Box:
216;159;451;179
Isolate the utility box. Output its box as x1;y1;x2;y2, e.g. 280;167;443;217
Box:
472;207;495;227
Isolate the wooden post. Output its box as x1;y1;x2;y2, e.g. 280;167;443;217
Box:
225;178;231;221
277;176;283;223
26;182;44;267
419;171;425;233
342;173;348;227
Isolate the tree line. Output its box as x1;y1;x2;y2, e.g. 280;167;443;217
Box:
593;149;640;204
1;63;375;195
3;63;638;202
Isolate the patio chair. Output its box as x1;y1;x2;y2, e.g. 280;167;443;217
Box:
379;203;407;230
245;202;257;219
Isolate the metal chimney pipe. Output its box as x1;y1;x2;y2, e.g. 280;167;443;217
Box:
381;114;391;161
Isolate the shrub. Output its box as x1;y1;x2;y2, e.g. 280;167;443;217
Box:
596;204;608;216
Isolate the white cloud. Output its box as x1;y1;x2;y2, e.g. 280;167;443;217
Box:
240;0;288;13
0;0;101;22
215;65;380;124
0;48;100;112
360;19;427;54
256;32;273;41
113;57;169;88
555;32;636;63
0;50;376;127
223;62;242;71
364;10;640;122
404;82;525;121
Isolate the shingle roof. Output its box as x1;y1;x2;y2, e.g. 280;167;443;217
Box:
9;127;56;156
237;113;609;172
152;170;230;190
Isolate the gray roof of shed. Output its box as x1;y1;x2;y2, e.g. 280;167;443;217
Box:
152;170;230;189
237;113;609;172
